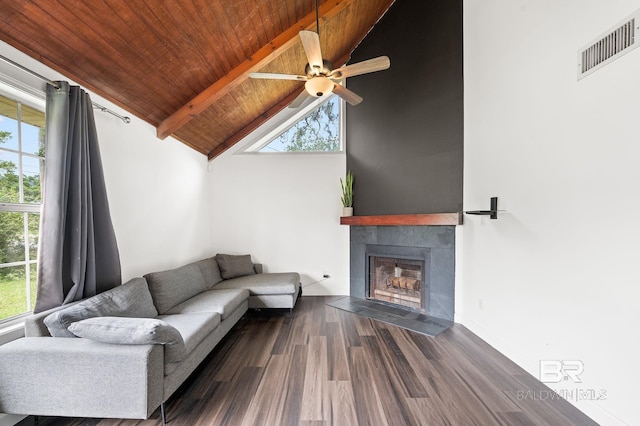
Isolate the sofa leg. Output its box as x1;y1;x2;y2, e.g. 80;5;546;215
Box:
161;402;167;425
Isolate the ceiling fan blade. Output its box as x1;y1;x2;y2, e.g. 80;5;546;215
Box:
330;56;390;79
289;90;311;108
299;30;324;75
249;72;307;81
332;84;363;106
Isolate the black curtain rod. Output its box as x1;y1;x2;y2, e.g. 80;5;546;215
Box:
0;53;131;124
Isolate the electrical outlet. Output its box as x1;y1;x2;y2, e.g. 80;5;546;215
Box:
478;298;484;311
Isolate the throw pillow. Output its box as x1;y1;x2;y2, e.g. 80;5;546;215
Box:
68;316;187;363
44;277;159;338
216;254;256;279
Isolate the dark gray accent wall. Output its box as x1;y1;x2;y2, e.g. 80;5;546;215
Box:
345;0;463;215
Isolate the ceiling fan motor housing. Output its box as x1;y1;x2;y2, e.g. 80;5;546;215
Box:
305;59;334;77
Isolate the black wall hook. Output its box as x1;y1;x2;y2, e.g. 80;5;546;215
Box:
465;197;498;219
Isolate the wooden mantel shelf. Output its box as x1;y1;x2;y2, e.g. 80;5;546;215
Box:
340;212;463;226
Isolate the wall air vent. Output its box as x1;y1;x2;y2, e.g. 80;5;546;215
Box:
578;9;640;80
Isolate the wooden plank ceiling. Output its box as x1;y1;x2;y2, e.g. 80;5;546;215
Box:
0;0;394;159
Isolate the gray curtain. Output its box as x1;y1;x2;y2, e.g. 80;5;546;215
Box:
34;82;121;313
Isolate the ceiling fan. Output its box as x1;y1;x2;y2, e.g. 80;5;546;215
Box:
249;1;390;108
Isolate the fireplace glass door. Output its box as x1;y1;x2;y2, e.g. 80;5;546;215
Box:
368;256;425;311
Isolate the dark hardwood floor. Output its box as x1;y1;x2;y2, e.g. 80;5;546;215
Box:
30;296;597;426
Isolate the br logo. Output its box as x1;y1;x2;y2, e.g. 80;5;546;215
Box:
539;360;584;383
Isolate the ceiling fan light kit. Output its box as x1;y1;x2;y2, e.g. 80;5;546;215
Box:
305;76;334;97
249;1;390;108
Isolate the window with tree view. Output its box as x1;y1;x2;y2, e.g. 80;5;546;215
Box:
0;93;45;322
257;95;341;153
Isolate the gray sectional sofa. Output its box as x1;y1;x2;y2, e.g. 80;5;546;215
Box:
0;254;300;422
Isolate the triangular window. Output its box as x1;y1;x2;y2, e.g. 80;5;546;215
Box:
242;94;342;153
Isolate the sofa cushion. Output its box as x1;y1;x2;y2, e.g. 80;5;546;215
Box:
192;257;223;289
216;254;256;279
144;264;208;314
215;272;300;295
157;312;220;355
43;277;158;338
68;316;187;363
166;288;249;320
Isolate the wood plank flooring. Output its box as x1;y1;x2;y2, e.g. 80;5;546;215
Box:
30;296;597;426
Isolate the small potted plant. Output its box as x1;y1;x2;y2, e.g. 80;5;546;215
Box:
340;170;354;216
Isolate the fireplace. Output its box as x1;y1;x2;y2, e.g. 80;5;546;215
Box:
366;244;429;313
350;226;455;321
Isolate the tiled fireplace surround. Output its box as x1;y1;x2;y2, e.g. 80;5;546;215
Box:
349;225;455;321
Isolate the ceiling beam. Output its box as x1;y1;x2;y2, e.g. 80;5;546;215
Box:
157;0;356;140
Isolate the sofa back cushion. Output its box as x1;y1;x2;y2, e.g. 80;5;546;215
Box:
43;277;158;338
192;257;223;289
144;263;207;314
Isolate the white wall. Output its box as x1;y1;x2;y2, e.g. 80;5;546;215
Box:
96;111;211;280
208;149;349;295
461;1;640;424
0;41;212;282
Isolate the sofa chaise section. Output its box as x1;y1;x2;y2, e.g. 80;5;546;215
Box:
215;272;301;311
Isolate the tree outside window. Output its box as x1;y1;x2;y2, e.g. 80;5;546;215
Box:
258;95;341;153
0;94;45;322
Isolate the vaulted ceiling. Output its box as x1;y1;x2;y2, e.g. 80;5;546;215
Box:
0;0;394;159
